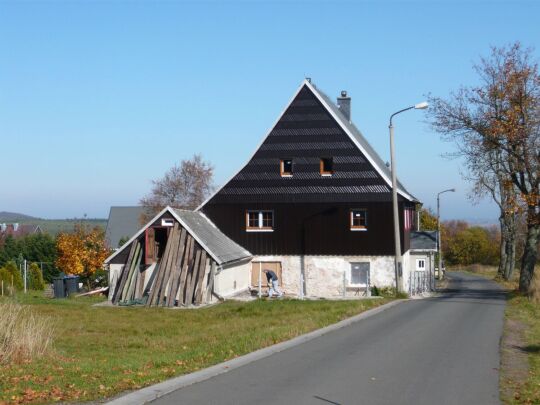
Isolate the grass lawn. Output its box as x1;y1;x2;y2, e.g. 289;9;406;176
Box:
0;293;391;404
448;265;540;404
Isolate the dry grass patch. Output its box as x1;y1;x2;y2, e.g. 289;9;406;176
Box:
0;302;54;365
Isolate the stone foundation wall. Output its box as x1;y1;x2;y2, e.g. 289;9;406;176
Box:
254;255;397;298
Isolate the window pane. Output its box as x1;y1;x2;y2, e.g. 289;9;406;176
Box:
282;159;293;175
320;158;333;174
247;212;259;228
351;262;369;285
261;211;273;228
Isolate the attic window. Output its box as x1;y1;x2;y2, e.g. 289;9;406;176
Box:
320;158;333;176
350;209;367;231
280;159;293;177
161;218;174;227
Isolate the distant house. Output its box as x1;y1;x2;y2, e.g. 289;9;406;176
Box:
198;79;427;297
105;206;146;249
0;223;42;238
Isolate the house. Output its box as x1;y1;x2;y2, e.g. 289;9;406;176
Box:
198;79;421;298
409;231;437;294
105;206;146;249
0;223;42;238
104;206;252;306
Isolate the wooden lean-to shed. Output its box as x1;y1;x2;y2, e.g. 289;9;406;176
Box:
104;206;252;307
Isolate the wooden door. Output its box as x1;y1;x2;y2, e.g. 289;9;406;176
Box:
251;262;282;292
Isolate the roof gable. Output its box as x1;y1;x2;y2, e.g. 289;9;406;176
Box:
105;206;251;265
199;80;416;208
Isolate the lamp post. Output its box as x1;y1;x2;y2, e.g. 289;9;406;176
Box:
389;101;428;293
437;188;455;280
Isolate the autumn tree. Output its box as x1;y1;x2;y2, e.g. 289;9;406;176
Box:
419;207;438;230
429;43;540;292
56;224;108;288
139;154;214;222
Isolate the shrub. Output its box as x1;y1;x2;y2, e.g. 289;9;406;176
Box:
28;263;45;290
0;261;23;292
0;302;54;364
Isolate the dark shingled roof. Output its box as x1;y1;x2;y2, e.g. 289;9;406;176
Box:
310;83;416;201
173;209;252;265
410;231;438;251
105;206;145;249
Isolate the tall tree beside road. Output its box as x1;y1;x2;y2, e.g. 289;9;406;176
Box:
429;43;540;292
139;154;214;222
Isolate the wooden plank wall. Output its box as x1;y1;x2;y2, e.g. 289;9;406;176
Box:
112;222;217;307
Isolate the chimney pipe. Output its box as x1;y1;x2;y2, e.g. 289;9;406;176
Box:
337;90;351;122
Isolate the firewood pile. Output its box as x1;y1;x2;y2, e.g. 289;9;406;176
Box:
111;223;216;307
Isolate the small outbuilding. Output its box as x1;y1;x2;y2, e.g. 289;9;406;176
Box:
104;206;252;307
408;231;438;295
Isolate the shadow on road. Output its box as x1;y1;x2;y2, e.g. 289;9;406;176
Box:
432;272;507;305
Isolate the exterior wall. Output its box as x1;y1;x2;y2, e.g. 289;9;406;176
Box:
254;255;396;298
401;250;411;293
408;251;436;295
214;261;251;298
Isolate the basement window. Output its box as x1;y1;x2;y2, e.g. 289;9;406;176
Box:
350;209;367;231
246;210;274;232
320;157;333;176
280;159;293;177
350;262;370;286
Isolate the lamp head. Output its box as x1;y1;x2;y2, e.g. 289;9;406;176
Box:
414;101;429;110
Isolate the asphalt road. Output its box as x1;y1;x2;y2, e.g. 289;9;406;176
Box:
152;272;506;405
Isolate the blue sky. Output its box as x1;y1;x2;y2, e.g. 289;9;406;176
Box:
0;0;538;220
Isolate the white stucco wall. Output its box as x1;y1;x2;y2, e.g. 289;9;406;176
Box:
254;255;397;298
214;261;251;298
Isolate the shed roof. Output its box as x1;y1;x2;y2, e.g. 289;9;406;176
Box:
104;206;251;266
105;206;145;249
410;231;438;251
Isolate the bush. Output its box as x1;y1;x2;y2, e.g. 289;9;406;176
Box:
28;263;45;290
0;261;23;292
0;302;54;364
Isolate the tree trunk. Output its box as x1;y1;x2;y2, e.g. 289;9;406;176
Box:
499;212;517;280
498;216;508;278
519;207;540;293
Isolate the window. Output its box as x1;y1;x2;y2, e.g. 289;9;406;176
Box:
280;159;293;176
350;209;367;231
416;259;426;271
320;157;333;175
161;218;174;227
246;210;274;231
350;262;370;286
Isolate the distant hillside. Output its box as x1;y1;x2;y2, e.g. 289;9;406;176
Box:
0;212;107;236
0;211;40;221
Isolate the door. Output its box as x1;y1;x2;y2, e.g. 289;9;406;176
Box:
251;262;282;292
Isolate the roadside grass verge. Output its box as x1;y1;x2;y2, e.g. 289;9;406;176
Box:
0;292;390;404
447;266;540;404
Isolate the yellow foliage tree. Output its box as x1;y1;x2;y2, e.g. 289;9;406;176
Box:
56;224;108;286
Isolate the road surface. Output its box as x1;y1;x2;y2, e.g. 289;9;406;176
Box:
152;272;506;405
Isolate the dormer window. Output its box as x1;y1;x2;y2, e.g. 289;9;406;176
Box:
280;159;293;177
320;158;333;176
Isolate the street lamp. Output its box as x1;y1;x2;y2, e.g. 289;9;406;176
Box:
389;101;428;293
437;188;455;280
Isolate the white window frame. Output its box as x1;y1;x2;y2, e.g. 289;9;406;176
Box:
161;218;174;227
350;209;368;231
246;210;274;232
416;258;426;271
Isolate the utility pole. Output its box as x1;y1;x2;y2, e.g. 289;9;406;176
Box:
437;188;455;280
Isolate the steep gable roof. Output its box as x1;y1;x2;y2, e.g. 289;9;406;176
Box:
104;206;251;266
198;79;417;209
105;206;146;249
410;231;438;251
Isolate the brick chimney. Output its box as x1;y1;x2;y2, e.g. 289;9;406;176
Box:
337;90;351;122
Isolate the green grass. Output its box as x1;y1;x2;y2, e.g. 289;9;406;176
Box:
0;292;390;404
